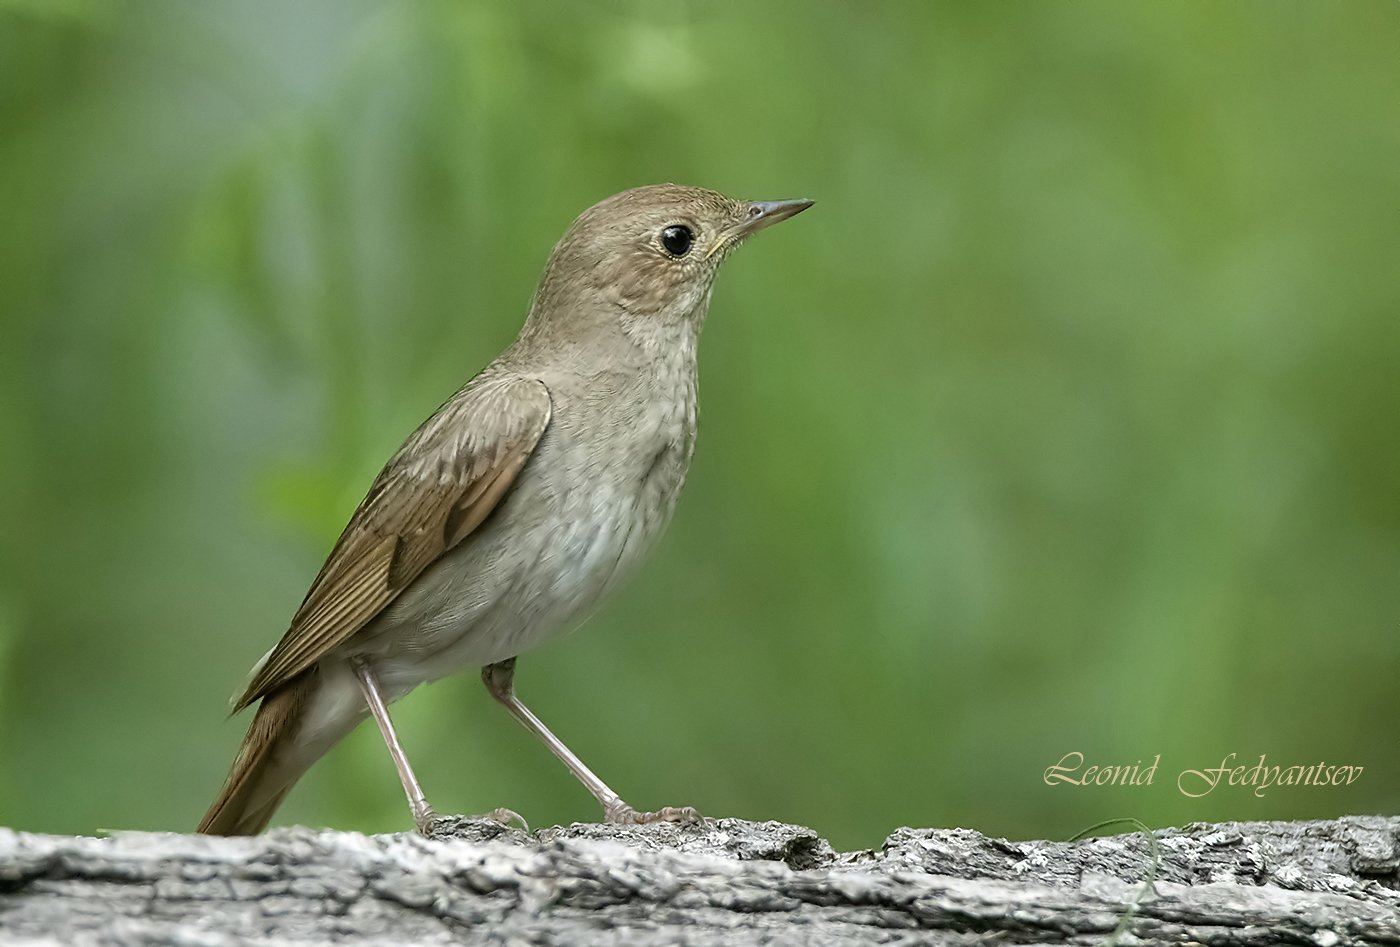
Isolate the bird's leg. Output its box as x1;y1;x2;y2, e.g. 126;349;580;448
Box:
351;659;525;834
481;658;700;825
351;658;437;833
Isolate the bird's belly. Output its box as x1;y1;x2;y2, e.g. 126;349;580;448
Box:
355;449;682;699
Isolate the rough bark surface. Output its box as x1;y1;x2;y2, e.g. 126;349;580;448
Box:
1;815;1397;945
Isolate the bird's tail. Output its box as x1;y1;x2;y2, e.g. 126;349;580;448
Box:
197;672;319;836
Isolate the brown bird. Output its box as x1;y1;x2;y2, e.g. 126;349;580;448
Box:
198;184;813;835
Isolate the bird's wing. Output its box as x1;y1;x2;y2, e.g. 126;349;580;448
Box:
233;375;553;710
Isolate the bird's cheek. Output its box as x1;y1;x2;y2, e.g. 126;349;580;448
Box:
607;263;672;314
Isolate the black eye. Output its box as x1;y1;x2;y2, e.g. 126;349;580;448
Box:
660;224;693;257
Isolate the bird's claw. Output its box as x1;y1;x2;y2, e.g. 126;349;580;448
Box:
478;806;530;831
604;802;702;825
415;805;529;836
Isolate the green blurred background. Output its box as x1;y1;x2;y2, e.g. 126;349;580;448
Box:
1;1;1397;851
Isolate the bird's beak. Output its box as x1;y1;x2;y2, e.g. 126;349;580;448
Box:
739;198;815;236
708;198;815;258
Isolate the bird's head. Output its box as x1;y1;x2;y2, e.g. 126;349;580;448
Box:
524;184;813;337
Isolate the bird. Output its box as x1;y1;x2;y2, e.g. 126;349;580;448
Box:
197;183;813;835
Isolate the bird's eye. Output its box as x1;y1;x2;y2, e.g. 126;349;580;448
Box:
660;224;693;257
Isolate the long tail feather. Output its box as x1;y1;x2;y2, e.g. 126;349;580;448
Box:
197;672;317;836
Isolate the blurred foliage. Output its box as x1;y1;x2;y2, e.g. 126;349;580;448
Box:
1;1;1397;851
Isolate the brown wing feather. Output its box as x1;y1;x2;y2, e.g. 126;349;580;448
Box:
232;375;553;710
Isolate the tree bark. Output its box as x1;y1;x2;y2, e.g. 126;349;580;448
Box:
2;815;1397;945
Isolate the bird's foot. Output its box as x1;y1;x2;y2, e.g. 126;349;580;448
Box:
476;806;530;831
416;805;530;838
412;801;439;836
604;801;702;825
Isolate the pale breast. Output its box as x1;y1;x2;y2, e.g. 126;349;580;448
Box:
358;358;698;697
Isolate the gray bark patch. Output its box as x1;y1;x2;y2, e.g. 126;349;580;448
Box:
1;816;1397;945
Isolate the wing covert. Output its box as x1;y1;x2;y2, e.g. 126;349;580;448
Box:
233;375;552;710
